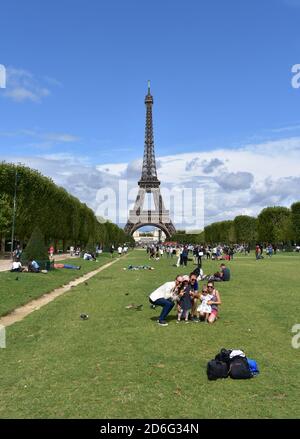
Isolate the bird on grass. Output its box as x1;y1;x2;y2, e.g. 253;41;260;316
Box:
125;304;143;311
80;313;89;320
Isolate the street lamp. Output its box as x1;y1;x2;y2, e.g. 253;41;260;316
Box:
10;169;19;259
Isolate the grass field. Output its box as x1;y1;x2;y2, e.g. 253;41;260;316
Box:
0;250;299;419
0;253;113;317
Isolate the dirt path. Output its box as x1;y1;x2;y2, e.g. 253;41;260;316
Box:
0;256;125;328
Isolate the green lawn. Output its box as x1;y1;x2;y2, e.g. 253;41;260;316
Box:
0;253;113;317
0;250;299;418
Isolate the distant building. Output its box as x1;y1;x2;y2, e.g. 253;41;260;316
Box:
133;229;166;243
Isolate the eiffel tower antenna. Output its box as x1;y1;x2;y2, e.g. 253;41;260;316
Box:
124;82;176;238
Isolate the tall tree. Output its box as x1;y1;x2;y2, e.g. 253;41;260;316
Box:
291;202;300;244
233;215;257;244
0;194;12;237
21;226;49;264
257;207;291;243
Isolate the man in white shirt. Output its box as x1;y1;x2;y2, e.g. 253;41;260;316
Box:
149;275;183;326
118;246;123;256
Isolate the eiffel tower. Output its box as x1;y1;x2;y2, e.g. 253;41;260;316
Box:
124;82;176;238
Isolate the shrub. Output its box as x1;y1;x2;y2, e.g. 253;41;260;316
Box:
21;227;49;265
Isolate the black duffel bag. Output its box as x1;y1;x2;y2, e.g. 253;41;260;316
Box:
207;359;229;380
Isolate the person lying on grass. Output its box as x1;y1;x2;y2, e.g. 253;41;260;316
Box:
54;263;81;270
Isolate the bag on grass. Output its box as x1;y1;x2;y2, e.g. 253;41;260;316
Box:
230;349;246;359
215;348;232;366
229;356;253;379
207;360;229;380
247;358;259;376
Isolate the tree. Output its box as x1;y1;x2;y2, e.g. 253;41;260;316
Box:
233;215;257;244
291;202;300;244
170;232;204;245
0;162;128;247
0;194;12;236
257;207;291;244
21;227;49;264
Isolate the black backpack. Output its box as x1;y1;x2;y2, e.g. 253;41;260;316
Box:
229;356;253;379
215;348;232;366
207;360;229;380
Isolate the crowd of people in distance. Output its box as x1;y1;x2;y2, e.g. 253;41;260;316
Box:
109;244;129;258
255;243;277;259
145;242;283;264
146;243;237;266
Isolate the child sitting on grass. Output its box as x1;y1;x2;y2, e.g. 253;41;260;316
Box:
197;285;213;322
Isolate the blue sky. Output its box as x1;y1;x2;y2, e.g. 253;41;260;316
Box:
1;0;300;226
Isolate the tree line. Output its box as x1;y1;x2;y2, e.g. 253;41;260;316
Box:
0;162;134;252
170;204;300;246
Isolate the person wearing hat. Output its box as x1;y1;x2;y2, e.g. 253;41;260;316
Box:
149;275;183;326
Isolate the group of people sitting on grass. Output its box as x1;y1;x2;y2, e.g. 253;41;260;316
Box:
149;267;226;326
10;259;41;273
10;258;82;273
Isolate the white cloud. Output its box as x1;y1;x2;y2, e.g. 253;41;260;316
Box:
215;171;254;191
3;136;300;228
3;67;54;103
186;157;224;173
0;130;80;152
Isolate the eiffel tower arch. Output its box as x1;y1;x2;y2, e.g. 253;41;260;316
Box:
124;82;176;238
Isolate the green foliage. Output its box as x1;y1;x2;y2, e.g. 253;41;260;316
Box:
204;220;235;244
171;206;298;245
0;194;12;236
257;206;292;244
291;202;300;243
170;232;204;244
85;238;96;254
233;215;257;244
0;162;133;248
20;227;49;264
